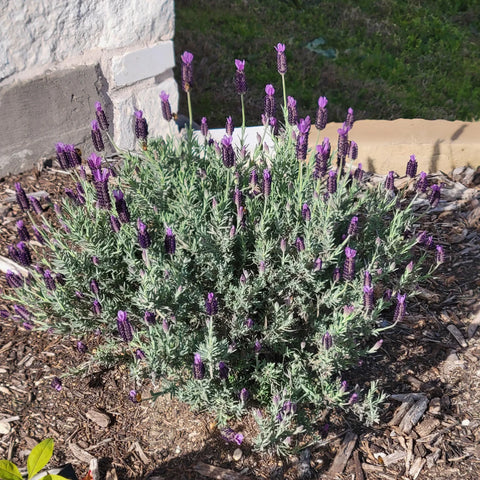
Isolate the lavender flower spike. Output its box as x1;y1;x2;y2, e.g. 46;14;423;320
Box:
315;96;328;130
15;183;30;211
287;96;298;125
406;154;418;178
322;331;333;350
205;292;218;316
429;184;441;208
235;59;247;95
137;219;151;249
393;293;407;323
43;270;57;291
134;110;149;143
262;169;272;197
436;245;445;264
92;168;111;210
327;170;337;194
416;171;429;193
201;117;209;136
159;91;173;122
16;220;30;242
193;353;205;380
164;227;176;255
221;135;235;168
181;51;194;92
363;285;374;313
219;361;229;380
95;101;109;130
302;203;311;221
221;427;244;445
91;120;104;152
343;246;357;281
274;43;287;74
264;84;276;119
113;189;130;224
295;236;305;252
239;388;249;402
117;310;134;343
51;377;62;392
225;116;234;136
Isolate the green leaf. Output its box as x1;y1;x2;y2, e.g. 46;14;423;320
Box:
0;460;23;480
42;475;70;480
27;439;54;479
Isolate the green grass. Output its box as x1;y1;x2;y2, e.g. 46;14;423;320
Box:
173;0;480;128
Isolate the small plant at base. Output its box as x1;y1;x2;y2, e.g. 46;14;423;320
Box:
2;43;444;455
0;438;68;480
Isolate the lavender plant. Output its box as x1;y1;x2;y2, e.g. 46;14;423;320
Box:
2;44;444;455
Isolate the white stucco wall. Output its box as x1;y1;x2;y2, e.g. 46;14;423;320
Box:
0;0;178;175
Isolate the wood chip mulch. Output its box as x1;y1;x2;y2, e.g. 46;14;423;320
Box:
1;161;480;480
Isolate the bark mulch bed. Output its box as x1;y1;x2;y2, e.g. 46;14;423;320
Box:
1;161;480;480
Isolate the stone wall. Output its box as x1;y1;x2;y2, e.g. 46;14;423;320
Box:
0;0;178;177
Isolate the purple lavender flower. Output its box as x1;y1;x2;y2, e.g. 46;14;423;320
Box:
88;152;102;172
134;110;148;142
315;96;328;130
383;289;392;301
181;51;194;92
193;353;205;380
332;267;341;282
429;184;441;208
129;390;140;403
363;285;374;313
77;341;88;354
55;143;70;170
336;125;349;170
164;227;176;255
259;260;266;273
95;101;109;130
220;427;244;445
274;43;287;74
159;91;173;121
230;225;236;238
354;163;364;182
313;139;330;178
348;216;359;236
110;215;121;233
92;299;102;316
90;279;99;296
225;116;234;136
235;59;247;95
384;171;395;191
51;377;62;392
197;118;208;140
92;168;111;210
364;270;372;287
302;203;311;221
14;304;31;321
205;292;218;316
239;388;249;403
416;171;429;193
287;96;298;125
343;247;357;281
270;116;279;136
327;170;337;194
219;361;229;380
117;310;134;343
65;144;82;167
135;349;146;360
349;140;358;160
436;245;445;264
5;270;24;288
162;317;169;333
280;238;287;254
245;318;254;328
343;305;355;316
262;169;272;197
295;236;305;252
264;84;276;119
144;311;156;325
221;135;235;168
91;120;104;152
16;220;30;242
29;196;43;215
15;183;30;211
416;230;427;245
233;187;243;209
322;331;333;350
349;393;358;405
406;154;418;178
16;242;32;267
43;270;56;291
313;257;323;272
254;339;262;353
393;293;406;323
296;134;307;162
137;219;151;249
345;107;354;129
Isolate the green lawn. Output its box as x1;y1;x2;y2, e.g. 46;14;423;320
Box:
173;0;480;128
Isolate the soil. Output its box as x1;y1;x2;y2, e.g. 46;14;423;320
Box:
1;161;480;480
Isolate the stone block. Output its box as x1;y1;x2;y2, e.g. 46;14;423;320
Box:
2;0;174;82
111;75;179;150
111;41;175;88
0;64;108;178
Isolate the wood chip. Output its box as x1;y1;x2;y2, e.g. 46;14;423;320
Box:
426;448;442;468
399;396;429;434
467;309;480;338
409;457;426;479
0;421;11;434
389;396;416;426
105;467;118;480
327;431;357;476
192;462;253;479
69;442;95;464
415;416;441;437
134;441;150;464
447;324;468;347
89;458;100;480
85;408;111;428
381;450;406;467
353;450;364;480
